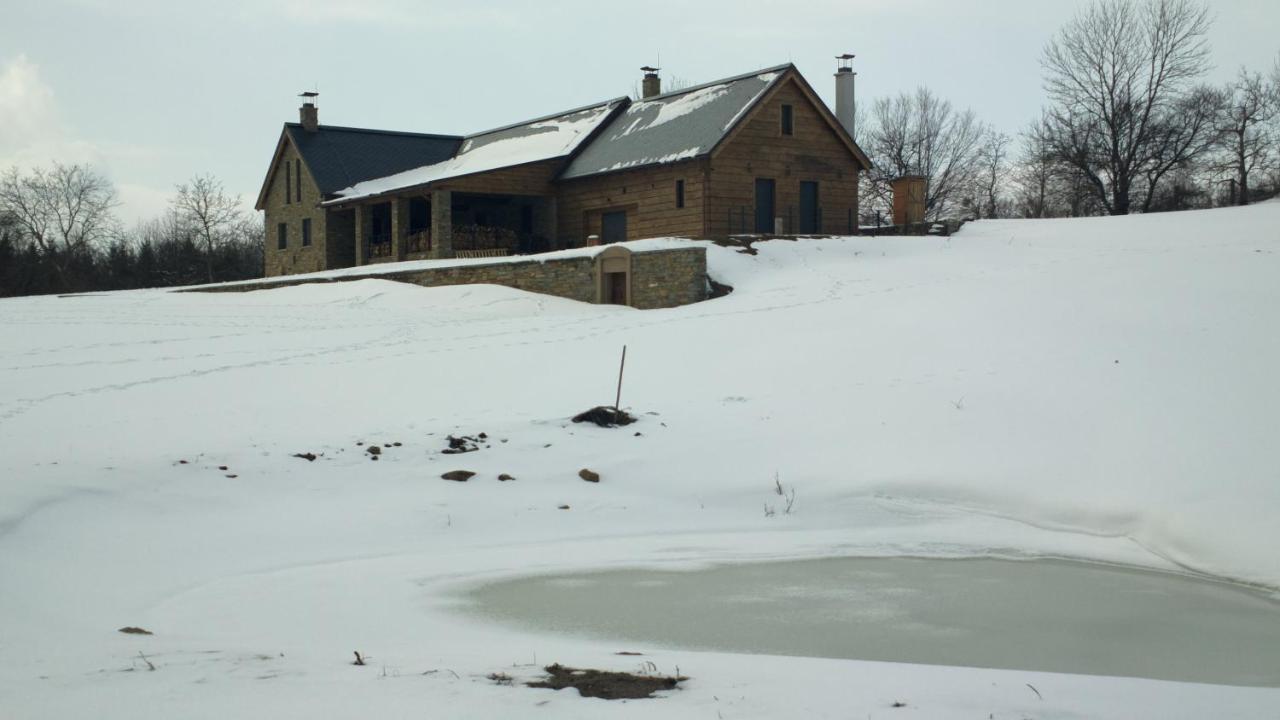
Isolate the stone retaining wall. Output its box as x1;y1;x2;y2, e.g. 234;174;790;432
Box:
188;245;708;310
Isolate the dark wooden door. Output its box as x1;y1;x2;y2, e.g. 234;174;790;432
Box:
754;178;776;234
799;181;820;233
605;272;628;305
601;210;627;244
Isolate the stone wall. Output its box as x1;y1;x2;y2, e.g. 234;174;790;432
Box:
630;246;708;310
190;246;708;310
262;139;328;277
400;255;599;303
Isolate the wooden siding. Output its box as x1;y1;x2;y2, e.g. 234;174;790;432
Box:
432;159;559;196
555;161;707;245
706;78;861;236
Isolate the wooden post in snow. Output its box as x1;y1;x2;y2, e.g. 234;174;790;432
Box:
614;345;627;413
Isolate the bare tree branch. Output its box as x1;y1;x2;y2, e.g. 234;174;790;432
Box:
863;87;988;221
1040;0;1213;214
0;163;118;289
172;174;249;283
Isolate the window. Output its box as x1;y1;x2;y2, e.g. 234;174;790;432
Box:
301;218;311;246
781;104;794;136
295;159;302;202
277;222;287;250
285;162;291;204
675;179;685;208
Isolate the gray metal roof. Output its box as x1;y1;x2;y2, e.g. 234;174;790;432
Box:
559;64;792;180
326;98;626;203
284;124;462;196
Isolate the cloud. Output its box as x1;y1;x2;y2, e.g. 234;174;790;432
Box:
0;54;95;167
0;54;181;223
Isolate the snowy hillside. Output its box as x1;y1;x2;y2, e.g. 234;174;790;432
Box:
1;203;1278;718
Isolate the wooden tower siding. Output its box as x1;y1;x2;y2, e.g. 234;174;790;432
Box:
706;78;860;236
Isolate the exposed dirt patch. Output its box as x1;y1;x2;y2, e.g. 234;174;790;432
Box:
707;275;734;299
117;626;152;635
441;470;475;482
572;406;635;427
526;663;686;700
292;452;318;462
442;434;488;454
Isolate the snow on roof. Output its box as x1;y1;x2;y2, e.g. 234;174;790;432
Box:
559;65;790;180
328;99;624;203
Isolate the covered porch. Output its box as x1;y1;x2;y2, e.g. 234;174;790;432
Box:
337;188;557;266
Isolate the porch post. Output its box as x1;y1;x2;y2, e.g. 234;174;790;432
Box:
354;204;367;266
390;196;408;261
431;188;453;259
542;197;558;251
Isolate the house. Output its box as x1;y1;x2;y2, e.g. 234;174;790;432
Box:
255;61;872;278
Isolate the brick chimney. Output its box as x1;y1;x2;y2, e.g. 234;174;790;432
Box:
641;66;661;99
299;91;319;132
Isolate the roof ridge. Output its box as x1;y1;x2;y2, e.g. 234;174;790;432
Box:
462;96;630;141
284;122;464;141
638;63;794;103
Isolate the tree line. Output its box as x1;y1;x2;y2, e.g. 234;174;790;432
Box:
857;0;1280;223
0;165;262;297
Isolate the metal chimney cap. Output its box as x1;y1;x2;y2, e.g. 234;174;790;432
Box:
640;65;660;75
836;53;855;60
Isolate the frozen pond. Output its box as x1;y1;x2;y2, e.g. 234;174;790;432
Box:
461;557;1280;687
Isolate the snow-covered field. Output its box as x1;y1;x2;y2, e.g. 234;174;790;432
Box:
2;203;1278;718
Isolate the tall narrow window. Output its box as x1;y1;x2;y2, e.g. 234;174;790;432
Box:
675;179;685;208
285;162;291;204
781;104;794;136
301;218;312;246
277;223;288;250
295;159;302;202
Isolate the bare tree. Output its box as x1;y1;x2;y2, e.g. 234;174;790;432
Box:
1041;0;1214;215
1011;119;1059;218
0;163;118;289
172;174;248;283
1211;68;1277;205
970;129;1011;219
1010;116;1110;218
864;87;988;221
1138;83;1223;211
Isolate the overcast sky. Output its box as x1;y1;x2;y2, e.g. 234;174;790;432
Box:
2;0;1276;224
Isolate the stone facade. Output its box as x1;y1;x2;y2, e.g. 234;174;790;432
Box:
630;247;708;310
191;246;708;310
262;141;329;277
